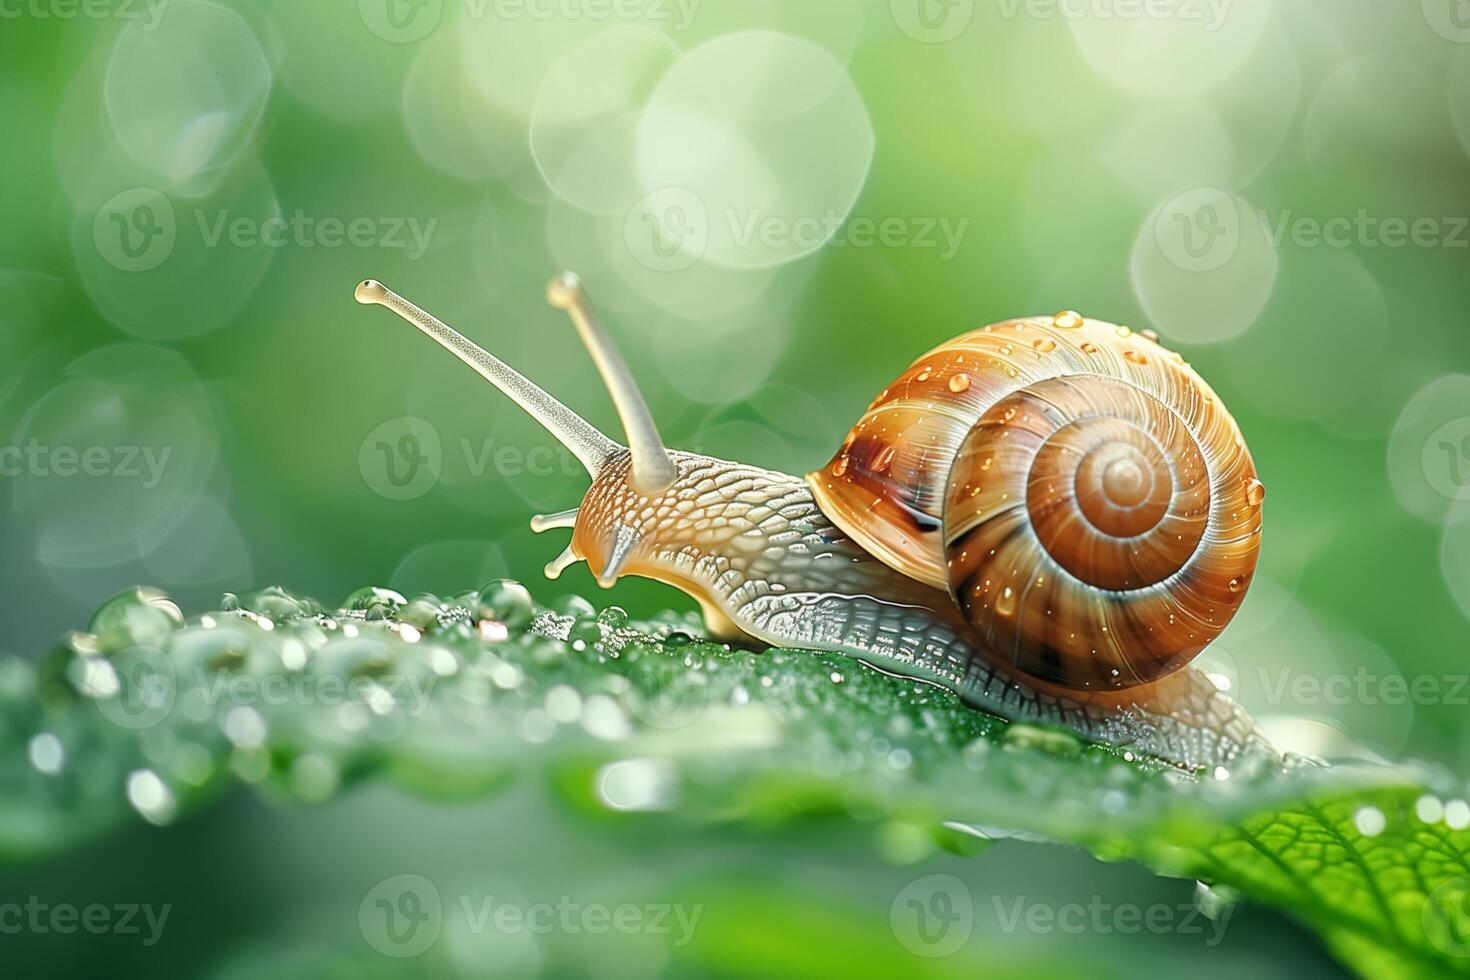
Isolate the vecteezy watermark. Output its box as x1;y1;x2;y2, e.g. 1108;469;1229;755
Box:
93;188;177;273
1153;187;1469;273
726;211;970;261
0;0;169;28
359;416;586;501
892;0;1233;42
990;894;1231;945
1424;417;1470;501
91;187;438;273
359;417;443;501
890;875;1231;957
890;874;975;958
88;643;440;731
0;441;171;488
997;0;1232;28
623;187;708;273
623;189;970;272
0;898;170;946
1255;667;1470;708
358;0;700;43
890;0;975;43
1424;875;1470;957
197;669;438;719
620;655;710;730
1260;210;1469;251
358;875;703;958
1153;187;1242;273
359;0;443;43
1423;0;1470;44
487;0;700;28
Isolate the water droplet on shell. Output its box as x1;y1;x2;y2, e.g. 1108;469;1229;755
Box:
948;373;971;393
1052;311;1083;329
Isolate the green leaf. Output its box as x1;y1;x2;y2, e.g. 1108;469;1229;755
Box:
5;584;1470;978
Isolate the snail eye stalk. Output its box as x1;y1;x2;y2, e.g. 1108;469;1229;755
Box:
546;272;676;496
354;278;620;478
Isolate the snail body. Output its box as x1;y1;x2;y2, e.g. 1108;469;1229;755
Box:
357;275;1267;769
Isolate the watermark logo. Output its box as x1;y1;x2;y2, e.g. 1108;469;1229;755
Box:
0;0;170;28
360;874;443;957
891;0;974;42
625;187;709;272
93;646;176;731
890;874;974;958
991;0;1231;29
991;893;1231;944
1424;418;1470;502
359;0;442;42
1260;210;1468;251
622;656;710;730
359;876;702;956
0;898;170;945
360;0;702;41
358;419;591;500
1256;666;1470;708
92;189;439;272
1424;876;1470;957
0;441;172;487
490;0;700;27
1424;0;1470;43
93;187;177;273
727;210;968;261
1154;187;1240;272
623;189;970;271
360;417;443;501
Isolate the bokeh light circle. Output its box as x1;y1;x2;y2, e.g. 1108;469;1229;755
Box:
1450;50;1470;161
103;0;271;184
402;31;531;184
531;28;682;215
635;31;874;269
1221;248;1389;431
15;345;219;570
72;159;280;340
1066;0;1275;97
1099;102;1237;197
272;1;412;120
140;495;254;593
1388;375;1470;525
1442;507;1470;623
1131;187;1278;343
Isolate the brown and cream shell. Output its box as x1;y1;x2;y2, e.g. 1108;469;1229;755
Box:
806;312;1264;692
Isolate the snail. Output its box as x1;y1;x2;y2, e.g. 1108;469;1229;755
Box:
355;273;1268;769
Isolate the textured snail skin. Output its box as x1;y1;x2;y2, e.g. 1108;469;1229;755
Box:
573;450;1269;771
808;314;1263;692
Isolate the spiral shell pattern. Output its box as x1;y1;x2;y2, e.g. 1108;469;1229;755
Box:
807;313;1263;691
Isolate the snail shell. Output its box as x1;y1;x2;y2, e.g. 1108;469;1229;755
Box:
806;313;1263;692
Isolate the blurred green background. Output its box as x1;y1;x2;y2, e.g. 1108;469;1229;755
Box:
1;0;1468;976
